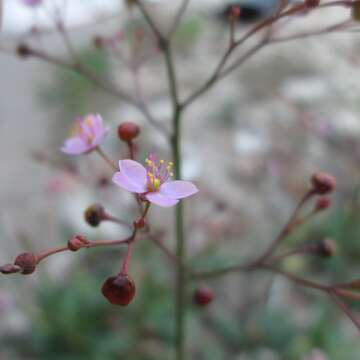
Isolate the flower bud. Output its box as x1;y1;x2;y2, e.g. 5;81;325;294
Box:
16;44;32;58
14;252;37;275
317;238;336;258
311;172;336;195
117;122;140;142
101;274;136;306
315;197;331;211
68;235;89;252
84;204;105;227
193;287;214;307
305;0;320;8
0;264;22;275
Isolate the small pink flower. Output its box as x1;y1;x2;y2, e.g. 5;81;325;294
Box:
112;154;198;207
21;0;42;7
61;114;109;155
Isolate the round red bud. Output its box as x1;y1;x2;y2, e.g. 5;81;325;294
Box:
101;274;136;306
311;172;336;195
117;122;140;142
68;235;89;252
305;0;320;8
84;203;105;227
315;197;331;211
14;252;37;275
317;238;337;258
193;287;214;307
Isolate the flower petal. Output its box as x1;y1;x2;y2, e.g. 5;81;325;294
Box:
112;172;147;193
92;127;109;147
159;180;198;199
61;137;90;155
119;160;147;186
145;192;179;207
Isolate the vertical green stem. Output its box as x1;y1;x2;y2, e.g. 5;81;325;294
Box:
162;38;186;360
172;107;185;360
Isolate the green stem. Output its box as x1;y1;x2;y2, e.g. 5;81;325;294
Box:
172;107;185;360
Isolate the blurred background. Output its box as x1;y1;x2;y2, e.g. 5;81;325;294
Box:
1;0;360;359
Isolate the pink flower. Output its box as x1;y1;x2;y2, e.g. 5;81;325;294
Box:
21;0;42;6
61;114;109;155
112;154;198;207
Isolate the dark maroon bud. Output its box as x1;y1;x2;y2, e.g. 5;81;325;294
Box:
0;264;22;275
117;122;140;142
16;44;32;58
305;0;320;8
68;235;89;252
84;204;105;227
317;238;337;258
311;172;336;195
315;197;331;211
101;274;136;306
14;252;37;275
193;287;214;307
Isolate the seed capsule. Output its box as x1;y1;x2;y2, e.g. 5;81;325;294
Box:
311;172;336;195
117;122;140;142
101;274;136;306
193;287;214;307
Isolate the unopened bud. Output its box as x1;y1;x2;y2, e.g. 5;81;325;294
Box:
305;0;320;8
0;264;22;275
14;252;37;275
101;274;136;306
315;197;331;211
16;44;32;58
311;172;336;195
193;287;214;307
117;122;140;142
317;238;336;258
68;235;89;252
84;204;105;227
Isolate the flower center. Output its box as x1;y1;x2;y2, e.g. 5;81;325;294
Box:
70;117;95;145
145;155;174;192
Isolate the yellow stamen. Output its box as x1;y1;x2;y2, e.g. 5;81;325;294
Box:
154;178;160;190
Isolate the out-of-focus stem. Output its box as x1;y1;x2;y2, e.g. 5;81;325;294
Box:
95;146;118;171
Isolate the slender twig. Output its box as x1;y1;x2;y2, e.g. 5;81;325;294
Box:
9;45;169;138
135;0;165;42
168;0;190;39
181;2;356;108
36;238;130;263
255;190;315;264
95;147;118;171
330;292;360;332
